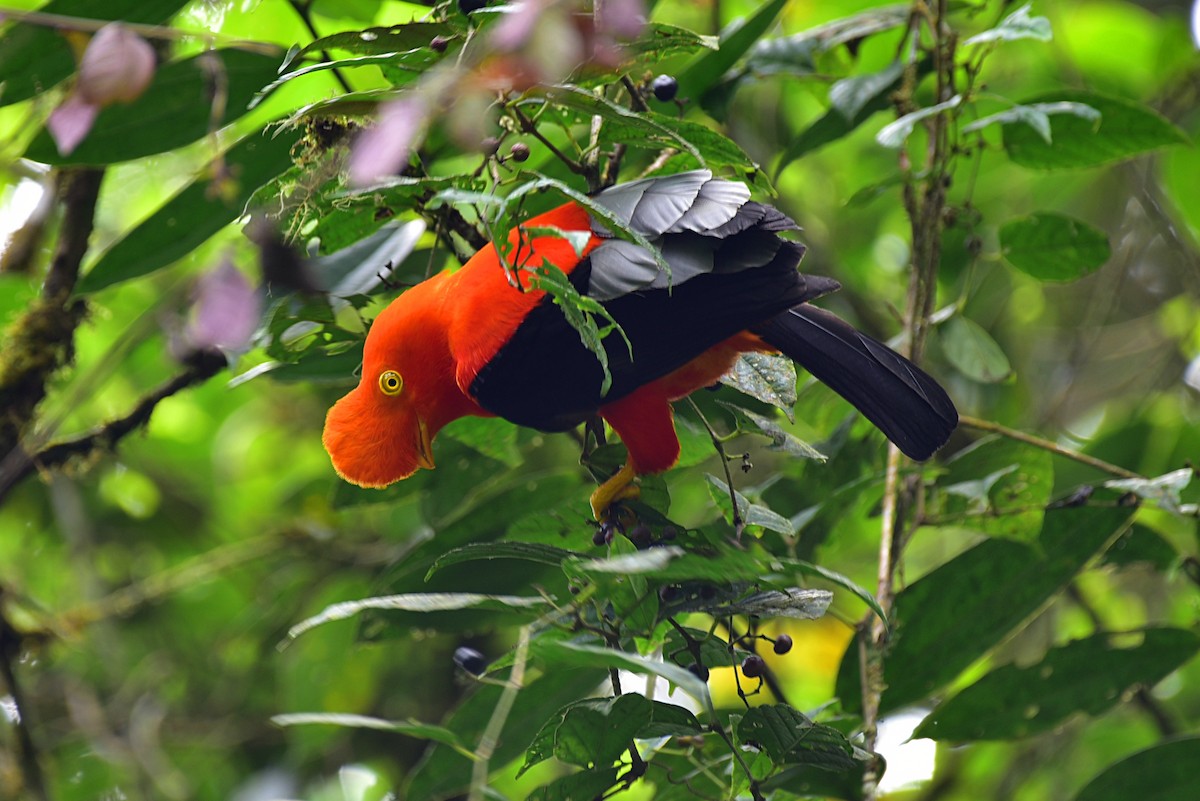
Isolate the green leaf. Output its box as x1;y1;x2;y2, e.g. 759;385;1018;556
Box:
707;588;832;620
737;705;858;771
574;546;685;575
721;353;798;418
256;49;439;106
876;95;963;148
0;0;191;107
678;0;789;102
640;700;704;738
1073;736;1200;801
941;316;1013;383
962;101;1101;144
538;85;702;164
555;694;652;768
830;62;904;121
837;503;1136;714
705;474;795;536
425;542;581;580
1004;91;1189;169
916;628;1200;741
271;713;469;753
602;111;760;175
964;3;1052;46
1102;524;1178;570
405;667;609;801
529;768;620;801
937;437;1053;541
780;559;887;628
80;125;304;292
287;592;549;641
532;640;713;712
25;49;283;165
288;21;454;62
440;415;522;467
1000;213;1111;281
718;402;825;460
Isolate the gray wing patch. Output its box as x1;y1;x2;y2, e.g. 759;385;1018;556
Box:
586;170;799;301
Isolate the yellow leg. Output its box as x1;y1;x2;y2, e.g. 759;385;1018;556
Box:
590;462;641;521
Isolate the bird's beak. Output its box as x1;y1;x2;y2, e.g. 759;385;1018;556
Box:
416;418;435;470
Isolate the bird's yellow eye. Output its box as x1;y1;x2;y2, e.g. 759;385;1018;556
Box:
378;370;403;396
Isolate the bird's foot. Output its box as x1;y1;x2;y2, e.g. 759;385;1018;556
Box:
590;462;640;522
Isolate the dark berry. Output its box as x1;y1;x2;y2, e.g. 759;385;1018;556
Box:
658;584;680;602
628;523;652;547
687;662;710;682
741;654;766;679
430;35;449;52
480;136;501;156
650;74;678;102
661;525;678;541
593;523;614;547
699;584;717;600
453;646;487;675
509;142;530;162
458;0;487;14
773;634;793;655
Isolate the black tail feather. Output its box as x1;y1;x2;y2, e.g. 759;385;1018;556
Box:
754;305;958;460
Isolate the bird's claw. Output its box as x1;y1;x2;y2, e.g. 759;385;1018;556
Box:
590;462;640;523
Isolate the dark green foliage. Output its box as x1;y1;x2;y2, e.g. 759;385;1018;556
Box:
1;2;1196;801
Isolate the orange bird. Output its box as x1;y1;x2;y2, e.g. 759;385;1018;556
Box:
323;171;957;519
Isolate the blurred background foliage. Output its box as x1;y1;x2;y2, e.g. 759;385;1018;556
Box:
0;1;1198;800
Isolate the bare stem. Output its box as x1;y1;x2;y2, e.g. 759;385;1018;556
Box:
958;415;1142;480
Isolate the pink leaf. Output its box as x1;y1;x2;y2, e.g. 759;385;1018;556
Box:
186;261;262;352
47;94;99;156
78;23;157;105
596;0;646;40
348;96;429;187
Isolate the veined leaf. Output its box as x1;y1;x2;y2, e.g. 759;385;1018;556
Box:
721;352;798;418
287;592;549;641
963;101;1101;143
678;0;788;102
425;542;581;580
272;713;470;753
1003;91;1188;169
965;3;1052;46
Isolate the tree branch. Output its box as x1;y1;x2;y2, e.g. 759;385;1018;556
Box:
0;350;227;505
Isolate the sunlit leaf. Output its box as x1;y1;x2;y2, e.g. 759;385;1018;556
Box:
272;713;470;752
1105;468;1194;514
963;101;1100;143
876;95;963;148
287;592;549;641
964;3;1052;46
80;125;304;292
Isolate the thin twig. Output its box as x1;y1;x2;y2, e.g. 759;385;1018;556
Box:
685;397;744;537
469;626;530;801
287;0;353;94
0;6;281;54
958;415;1142;480
510;105;590;177
0;350;227;504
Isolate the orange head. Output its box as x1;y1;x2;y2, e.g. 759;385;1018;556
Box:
322;279;475;488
